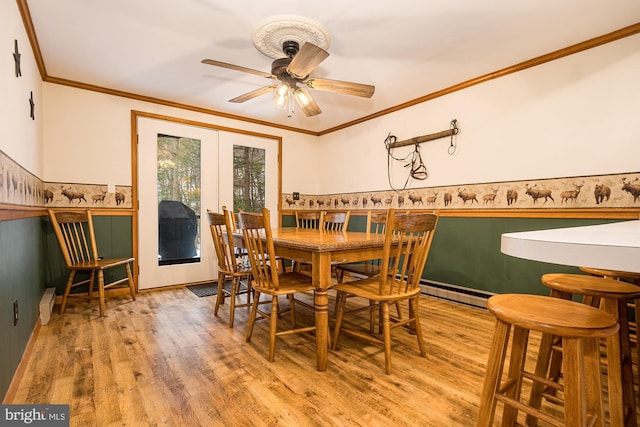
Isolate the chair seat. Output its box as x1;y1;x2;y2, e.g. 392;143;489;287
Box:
219;262;252;276
252;272;314;296
69;257;135;270
334;278;421;302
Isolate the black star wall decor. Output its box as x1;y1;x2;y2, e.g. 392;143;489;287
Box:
13;39;22;77
29;91;35;120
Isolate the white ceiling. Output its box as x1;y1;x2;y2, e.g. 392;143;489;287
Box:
25;0;640;134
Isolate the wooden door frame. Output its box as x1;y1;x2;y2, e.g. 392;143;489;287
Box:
130;110;283;291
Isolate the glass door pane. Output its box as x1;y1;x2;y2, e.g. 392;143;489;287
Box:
217;131;279;230
157;134;202;265
233;145;265;213
137;118;217;290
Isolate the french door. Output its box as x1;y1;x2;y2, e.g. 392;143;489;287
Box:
136;115;279;290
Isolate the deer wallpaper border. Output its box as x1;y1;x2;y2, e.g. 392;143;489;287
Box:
0;149;131;209
44;182;132;209
1;149;638;211
282;172;640;211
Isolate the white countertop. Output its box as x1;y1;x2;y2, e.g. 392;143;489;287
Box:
501;220;640;273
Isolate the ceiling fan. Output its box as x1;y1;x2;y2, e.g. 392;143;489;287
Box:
201;39;375;117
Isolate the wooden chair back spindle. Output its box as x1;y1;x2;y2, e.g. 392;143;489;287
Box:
52;211;97;266
380;211;438;296
238;209;280;291
295;211;324;229
322;211;351;231
207;211;236;273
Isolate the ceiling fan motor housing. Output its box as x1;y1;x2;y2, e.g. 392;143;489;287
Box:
271;57;294;80
282;40;300;57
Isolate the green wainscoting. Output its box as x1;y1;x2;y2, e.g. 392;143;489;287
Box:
423;217;615;295
0;217;45;400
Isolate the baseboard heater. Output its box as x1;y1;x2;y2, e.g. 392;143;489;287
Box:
420;280;494;309
39;287;56;325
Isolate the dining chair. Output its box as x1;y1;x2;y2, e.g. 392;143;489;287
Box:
334;210;387;283
333;210;402;323
238;208;317;363
48;209;136;317
207;209;254;328
321;210;351;231
227;207;285;273
332;209;438;374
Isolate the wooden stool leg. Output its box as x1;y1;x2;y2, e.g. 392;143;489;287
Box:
616;300;637;427
583;337;605;427
601;298;637;427
501;325;529;427
527;332;555;426
477;319;511;427
564;337;605;427
634;297;640;382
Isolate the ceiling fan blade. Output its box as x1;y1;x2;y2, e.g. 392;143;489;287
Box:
305;78;375;98
202;59;274;79
229;85;277;103
286;42;329;79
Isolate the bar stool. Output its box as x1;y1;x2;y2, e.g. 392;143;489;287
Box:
579;266;640;368
531;273;640;427
476;293;619;427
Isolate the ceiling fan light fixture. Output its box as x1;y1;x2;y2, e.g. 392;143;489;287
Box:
293;87;312;108
274;83;290;109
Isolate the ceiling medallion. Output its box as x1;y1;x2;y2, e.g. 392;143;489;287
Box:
251;15;331;59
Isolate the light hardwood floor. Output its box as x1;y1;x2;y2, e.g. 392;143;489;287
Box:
7;286;633;426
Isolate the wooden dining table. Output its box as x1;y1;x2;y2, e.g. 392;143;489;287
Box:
234;227;387;371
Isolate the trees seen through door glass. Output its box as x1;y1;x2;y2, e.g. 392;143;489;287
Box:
233;145;265;213
157;134;201;265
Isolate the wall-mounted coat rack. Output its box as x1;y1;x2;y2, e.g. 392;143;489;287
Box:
387;119;459;149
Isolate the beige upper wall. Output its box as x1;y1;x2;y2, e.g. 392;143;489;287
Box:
42;84;320;194
317;33;640;195
1;1;43;177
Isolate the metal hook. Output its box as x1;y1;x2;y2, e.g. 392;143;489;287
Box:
448;119;458;155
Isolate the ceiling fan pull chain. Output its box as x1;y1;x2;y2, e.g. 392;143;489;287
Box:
287;90;295;117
